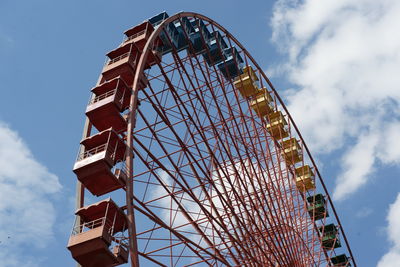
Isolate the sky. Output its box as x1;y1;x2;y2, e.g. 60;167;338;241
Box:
0;0;399;266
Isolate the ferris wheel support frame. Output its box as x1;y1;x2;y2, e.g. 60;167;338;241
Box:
74;11;356;267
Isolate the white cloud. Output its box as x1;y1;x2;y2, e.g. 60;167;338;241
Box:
333;131;378;200
271;0;400;200
152;169;201;229
377;193;400;267
376;122;400;165
355;206;373;218
0;122;61;266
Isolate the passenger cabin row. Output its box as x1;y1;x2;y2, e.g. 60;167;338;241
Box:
232;64;349;266
68;13;172;267
146;12;245;80
232;65;311;189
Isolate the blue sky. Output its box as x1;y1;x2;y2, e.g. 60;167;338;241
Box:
0;0;399;266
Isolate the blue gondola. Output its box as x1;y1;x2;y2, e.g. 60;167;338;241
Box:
189;19;211;55
217;47;243;79
174;17;195;52
148;11;169;28
202;31;228;66
148;12;179;55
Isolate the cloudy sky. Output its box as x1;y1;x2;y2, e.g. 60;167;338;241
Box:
0;0;399;266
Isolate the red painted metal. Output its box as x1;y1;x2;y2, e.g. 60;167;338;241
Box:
76;198;127;233
73;129;127;196
68;198;128;267
86;77;130;133
70;12;356;267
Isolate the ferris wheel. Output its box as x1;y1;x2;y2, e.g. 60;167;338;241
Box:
67;12;356;267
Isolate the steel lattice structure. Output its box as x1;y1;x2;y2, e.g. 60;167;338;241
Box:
67;12;356;267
